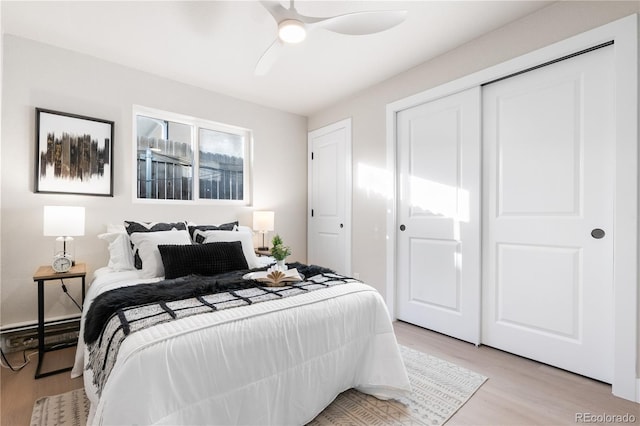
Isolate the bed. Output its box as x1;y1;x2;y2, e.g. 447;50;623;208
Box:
71;221;411;425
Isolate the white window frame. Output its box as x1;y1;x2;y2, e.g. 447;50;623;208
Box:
132;105;253;205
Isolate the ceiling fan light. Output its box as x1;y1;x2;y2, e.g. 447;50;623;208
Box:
278;19;306;43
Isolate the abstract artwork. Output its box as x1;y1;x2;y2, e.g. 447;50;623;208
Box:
35;108;114;196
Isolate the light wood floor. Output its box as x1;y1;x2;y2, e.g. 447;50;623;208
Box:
1;346;83;426
1;322;638;425
394;321;639;425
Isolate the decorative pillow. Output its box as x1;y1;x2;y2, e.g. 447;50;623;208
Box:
124;221;188;269
128;230;192;278
98;232;135;271
188;221;239;243
200;229;260;269
158;241;248;279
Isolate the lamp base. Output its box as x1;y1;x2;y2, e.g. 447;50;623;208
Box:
257;246;269;251
55;236;76;266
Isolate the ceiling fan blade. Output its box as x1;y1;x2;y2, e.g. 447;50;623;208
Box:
254;38;283;76
310;10;407;35
259;1;290;23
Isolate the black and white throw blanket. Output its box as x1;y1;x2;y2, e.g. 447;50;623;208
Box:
85;263;359;397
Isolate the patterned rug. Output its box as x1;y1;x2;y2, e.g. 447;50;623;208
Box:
311;345;488;425
31;345;487;426
30;387;89;426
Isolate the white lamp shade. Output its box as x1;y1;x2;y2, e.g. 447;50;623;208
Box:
43;206;85;237
253;211;275;232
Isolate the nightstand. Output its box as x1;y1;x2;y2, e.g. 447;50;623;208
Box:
32;262;86;379
255;248;271;257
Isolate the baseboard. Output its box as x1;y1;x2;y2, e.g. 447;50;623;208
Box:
0;316;80;353
636;378;640;403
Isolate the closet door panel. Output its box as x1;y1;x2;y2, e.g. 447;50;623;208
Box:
396;87;481;344
497;79;580;216
482;44;615;383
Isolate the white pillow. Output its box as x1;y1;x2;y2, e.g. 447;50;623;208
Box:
129;229;192;278
107;223;127;233
201;230;260;269
98;232;135;271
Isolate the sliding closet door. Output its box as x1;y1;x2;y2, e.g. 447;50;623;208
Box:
482;45;614;382
396;87;481;344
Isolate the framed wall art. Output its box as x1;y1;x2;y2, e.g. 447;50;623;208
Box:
35;108;114;196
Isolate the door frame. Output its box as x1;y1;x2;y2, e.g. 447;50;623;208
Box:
385;14;638;401
307;117;352;275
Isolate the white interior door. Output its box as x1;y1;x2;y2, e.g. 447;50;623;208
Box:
482;45;615;382
308;119;351;275
396;87;481;344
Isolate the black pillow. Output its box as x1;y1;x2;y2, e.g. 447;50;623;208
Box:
158;241;248;279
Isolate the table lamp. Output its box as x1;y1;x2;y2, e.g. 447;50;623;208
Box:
253;211;274;250
43;206;85;268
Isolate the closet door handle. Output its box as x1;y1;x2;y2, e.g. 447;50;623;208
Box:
591;228;605;239
400;224;406;231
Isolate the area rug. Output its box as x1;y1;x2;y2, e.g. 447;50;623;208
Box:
30;386;89;426
31;345;487;426
310;345;488;425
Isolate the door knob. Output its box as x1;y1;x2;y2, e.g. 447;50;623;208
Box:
339;223;344;228
400;224;406;231
591;228;605;239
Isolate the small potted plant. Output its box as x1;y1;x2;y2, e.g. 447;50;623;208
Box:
271;234;291;270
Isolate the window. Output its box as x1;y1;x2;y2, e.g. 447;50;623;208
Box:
134;107;251;204
198;128;244;201
136;116;193;200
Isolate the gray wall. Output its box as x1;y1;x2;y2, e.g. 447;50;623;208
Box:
1;35;308;327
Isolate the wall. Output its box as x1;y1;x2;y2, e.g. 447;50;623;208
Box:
0;5;3;332
309;1;639;300
1;35;308;327
308;0;639;380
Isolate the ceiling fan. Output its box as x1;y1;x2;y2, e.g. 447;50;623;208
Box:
255;0;407;75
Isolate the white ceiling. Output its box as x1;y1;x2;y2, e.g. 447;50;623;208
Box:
2;1;553;116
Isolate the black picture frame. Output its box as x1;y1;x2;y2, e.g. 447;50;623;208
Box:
35;108;114;196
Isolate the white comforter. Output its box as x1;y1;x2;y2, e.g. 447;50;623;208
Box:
73;268;411;425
